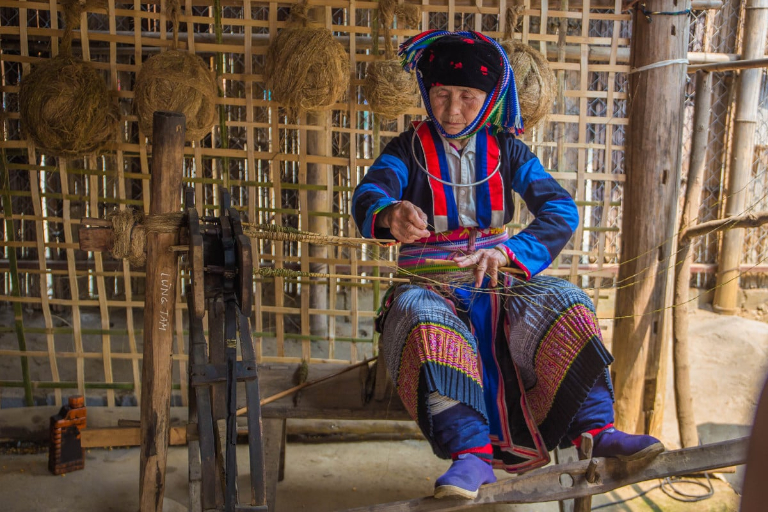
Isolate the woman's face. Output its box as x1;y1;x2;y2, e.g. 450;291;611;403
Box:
428;86;488;135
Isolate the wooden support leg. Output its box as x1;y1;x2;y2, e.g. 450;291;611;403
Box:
555;444;578;512
190;311;223;510
263;419;286;512
209;299;227;507
138;111;185;512
278;421;287;483
238;312;267;505
574;433;594;512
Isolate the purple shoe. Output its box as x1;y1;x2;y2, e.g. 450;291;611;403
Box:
592;427;665;462
434;453;497;500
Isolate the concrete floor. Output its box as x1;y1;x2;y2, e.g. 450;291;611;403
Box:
0;308;766;511
0;440;741;512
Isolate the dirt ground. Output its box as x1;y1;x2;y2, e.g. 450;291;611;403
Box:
0;305;767;511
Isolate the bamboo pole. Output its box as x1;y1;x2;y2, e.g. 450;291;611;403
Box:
612;0;689;434
687;57;768;73
306;120;331;342
0;146;33;406
713;0;768;314
2;32;744;65
673;70;712;449
138;112;186;512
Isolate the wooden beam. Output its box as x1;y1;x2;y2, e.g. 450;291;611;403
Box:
340;437;749;511
138;112;186;512
79;419;420;448
612;2;690;435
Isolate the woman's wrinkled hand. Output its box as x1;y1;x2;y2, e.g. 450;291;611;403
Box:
376;201;431;243
453;248;508;288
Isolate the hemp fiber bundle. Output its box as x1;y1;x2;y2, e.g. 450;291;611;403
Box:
18;0;118;157
265;1;349;116
362;0;420;119
133;0;218;142
500;6;556;129
134;50;218;142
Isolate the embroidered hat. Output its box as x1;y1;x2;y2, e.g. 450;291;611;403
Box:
416;35;502;94
399;30;524;138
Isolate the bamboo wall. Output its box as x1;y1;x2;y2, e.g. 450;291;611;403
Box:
0;0;757;409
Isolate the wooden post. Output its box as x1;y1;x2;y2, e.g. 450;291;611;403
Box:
672;71;712;449
612;1;689;434
306;5;332;342
713;0;768;314
307;111;331;339
139;111;186;512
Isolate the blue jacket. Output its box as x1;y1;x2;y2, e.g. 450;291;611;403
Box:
351;122;579;279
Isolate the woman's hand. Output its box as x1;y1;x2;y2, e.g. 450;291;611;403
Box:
454;248;508;288
376;201;431;243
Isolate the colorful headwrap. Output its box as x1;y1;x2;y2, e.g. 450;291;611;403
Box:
399;30;524;138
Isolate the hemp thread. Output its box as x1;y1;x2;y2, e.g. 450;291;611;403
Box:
109;209;147;267
108;209;186;266
106;209;380;266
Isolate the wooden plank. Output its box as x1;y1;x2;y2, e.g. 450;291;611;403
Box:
82;426;187;448
78;419;421;448
138;112;186;512
263;418;285;512
340;437;749;511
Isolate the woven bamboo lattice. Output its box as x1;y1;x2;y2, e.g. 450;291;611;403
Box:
0;0;743;408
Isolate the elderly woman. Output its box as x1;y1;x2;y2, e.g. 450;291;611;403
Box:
352;30;663;500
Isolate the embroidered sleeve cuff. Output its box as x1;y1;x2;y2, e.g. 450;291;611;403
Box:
498;242;532;281
364;198;400;240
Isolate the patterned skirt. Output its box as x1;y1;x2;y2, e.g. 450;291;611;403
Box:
378;272;613;473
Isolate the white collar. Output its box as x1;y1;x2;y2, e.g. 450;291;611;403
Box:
439;132;476;157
